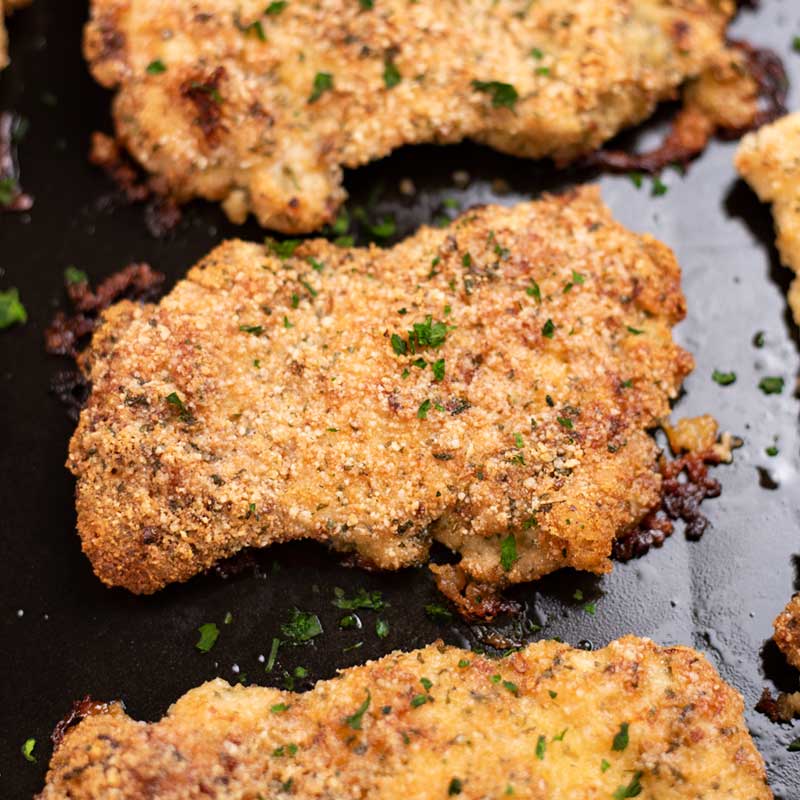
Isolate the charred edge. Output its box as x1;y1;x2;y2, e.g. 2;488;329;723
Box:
431;564;521;622
89;132;182;237
51;697;115;749
613;450;722;562
210;548;261;580
0;111;33;212
584;41;787;175
722;39;788;137
50;369;92;422
755;687;783;723
44;263;165;358
180;66;227;145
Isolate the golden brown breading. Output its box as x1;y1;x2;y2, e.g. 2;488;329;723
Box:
774;593;800;671
68;188;693;596
84;0;758;232
0;0;30;68
736;111;800;325
37;637;771;800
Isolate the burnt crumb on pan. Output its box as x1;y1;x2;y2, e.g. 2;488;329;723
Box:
209;548;261;580
755;687;783;723
614;449;722;561
52;696;118;749
586;41;787;176
89;131;181;237
430;564;521;622
0;110;32;212
46;263;165;418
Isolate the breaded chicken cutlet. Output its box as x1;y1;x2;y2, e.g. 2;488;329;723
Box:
736;112;800;325
84;0;762;233
0;0;30;69
38;637;771;799
774;594;800;671
68;188;693;600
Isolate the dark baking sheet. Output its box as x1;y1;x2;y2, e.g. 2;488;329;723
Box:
2;1;800;797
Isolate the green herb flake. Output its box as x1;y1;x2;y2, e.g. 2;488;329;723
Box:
530;47;543;59
417;399;431;419
420;677;433;691
502;680;519;695
541;318;555;338
788;736;800;752
500;534;518;572
613;771;643;799
239;324;264;335
557;417;573;429
612;722;630;751
584;602;596;615
344;689;371;730
549;690;557;699
266;1;287;13
432;358;445;381
146;59;167;74
308;256;325;272
553;728;568;742
651;176;668;197
0;288;27;329
332;587;386;611
630;172;643;189
309;71;334;103
383;60;401;89
766;444;779;457
376;618;390;638
65;265;88;284
391;333;408;355
471;80;519;109
268;238;301;259
526;280;541;302
601;758;611;773
793;36;800;54
410;694;429;708
425;602;453;622
265;637;280;672
712;369;736;386
458;659;471;668
759;376;784;395
196;622;219;653
358;0;374;8
626;326;644;336
535;734;546;760
448;777;463;795
0;177;17;205
21;738;36;762
165;391;192;423
280;609;323;644
271;703;290;713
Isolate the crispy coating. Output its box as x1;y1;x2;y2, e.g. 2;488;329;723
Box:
68;188;693;595
736;111;800;325
83;0;758;232
774;593;800;671
37;636;771;799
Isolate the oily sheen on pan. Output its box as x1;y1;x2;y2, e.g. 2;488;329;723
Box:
68;188;693;599
84;0;761;232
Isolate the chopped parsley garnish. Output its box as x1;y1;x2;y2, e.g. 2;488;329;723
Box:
64;265;88;284
344;689;371;730
391;333;407;355
553;728;568;742
146;59;167;74
526;280;541;302
0;177;17;205
165;392;192;423
759;376;784;395
21;738;36;762
651;176;668;196
471;80;519;109
376;618;389;638
358;0;374;8
549;690;557;698
332;586;386;611
573;589;584;601
557;417;573;429
239;324;264;335
630;172;643;189
793;36;800;54
417;399;432;419
266;1;287;13
448;778;463;795
712;369;736;386
272;743;298;757
308;256;324;272
196;622;219;653
626;326;644;335
339;613;359;629
432;358;445;381
420;677;433;691
788;736;800;751
531;47;544;59
753;330;765;348
268;238;301;258
563;270;585;292
462;252;472;267
601;758;611;773
500;534;518;572
584;601;597;615
0;288;27;329
271;703;289;713
309;71;334;103
535;735;546;760
283;315;293;328
410;694;429;708
613;771;643;799
766;444;779;457
458;659;471;668
502;680;519;695
425;602;453;622
514;432;524;448
239;18;266;40
541;318;555;338
280;609;323;643
383;59;401;89
612;722;630;751
535;66;550;76
265;637;280;672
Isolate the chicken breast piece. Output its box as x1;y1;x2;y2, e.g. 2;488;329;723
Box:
774;594;800;671
84;0;759;232
736;111;800;325
68;188;693;598
38;636;771;800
